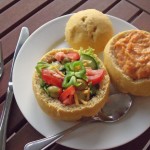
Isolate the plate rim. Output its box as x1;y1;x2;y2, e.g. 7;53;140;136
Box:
13;14;150;150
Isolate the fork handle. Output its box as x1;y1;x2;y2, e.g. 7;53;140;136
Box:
0;85;13;150
24;118;93;150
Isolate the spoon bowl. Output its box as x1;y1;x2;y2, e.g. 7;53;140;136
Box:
24;93;132;150
98;93;132;122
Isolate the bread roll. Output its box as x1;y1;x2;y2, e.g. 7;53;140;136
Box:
65;9;113;54
104;30;150;96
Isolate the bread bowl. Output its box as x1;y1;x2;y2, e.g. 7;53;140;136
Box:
104;30;150;96
32;48;110;121
65;9;113;54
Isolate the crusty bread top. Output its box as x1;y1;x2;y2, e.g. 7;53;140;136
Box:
65;9;113;53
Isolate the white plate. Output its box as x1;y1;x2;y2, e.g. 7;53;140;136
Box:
13;14;150;150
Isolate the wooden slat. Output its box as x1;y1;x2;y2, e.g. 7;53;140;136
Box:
0;0;83;98
0;0;19;12
0;0;51;37
0;60;11;101
1;0;83;61
0;98;26;137
7;99;26;136
1;1;150;150
132;12;150;32
6;123;43;150
73;0;119;13
128;0;150;13
107;0;140;21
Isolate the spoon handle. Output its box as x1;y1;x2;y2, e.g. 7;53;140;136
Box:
24;118;93;150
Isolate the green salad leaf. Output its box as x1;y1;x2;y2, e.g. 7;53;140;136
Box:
79;47;100;66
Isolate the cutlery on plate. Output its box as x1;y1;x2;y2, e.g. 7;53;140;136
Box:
24;93;132;150
0;27;29;150
0;44;4;79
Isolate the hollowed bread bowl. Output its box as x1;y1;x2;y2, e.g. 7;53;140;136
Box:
32;48;110;121
104;30;150;96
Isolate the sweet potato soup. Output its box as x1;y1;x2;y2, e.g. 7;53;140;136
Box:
113;30;150;80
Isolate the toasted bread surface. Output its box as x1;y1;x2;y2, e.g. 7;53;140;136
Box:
104;30;150;96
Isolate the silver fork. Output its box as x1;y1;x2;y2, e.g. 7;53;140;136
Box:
0;27;29;150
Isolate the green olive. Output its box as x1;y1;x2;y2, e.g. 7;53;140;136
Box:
61;57;71;64
76;79;88;90
47;86;61;98
76;89;90;101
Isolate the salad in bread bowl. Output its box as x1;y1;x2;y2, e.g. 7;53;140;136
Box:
104;30;150;96
32;48;110;121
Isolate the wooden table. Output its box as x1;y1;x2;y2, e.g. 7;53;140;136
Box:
0;0;150;150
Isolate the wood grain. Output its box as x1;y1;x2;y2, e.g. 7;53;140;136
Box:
132;12;150;31
73;0;119;13
128;0;150;13
0;0;19;12
107;0;140;21
0;0;52;37
0;0;150;150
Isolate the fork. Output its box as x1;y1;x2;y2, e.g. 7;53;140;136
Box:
0;27;29;150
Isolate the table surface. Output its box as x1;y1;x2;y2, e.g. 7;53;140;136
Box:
0;0;150;150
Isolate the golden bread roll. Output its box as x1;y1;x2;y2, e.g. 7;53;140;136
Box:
33;48;110;121
104;30;150;96
65;9;113;54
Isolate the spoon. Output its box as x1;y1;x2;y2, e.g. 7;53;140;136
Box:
24;93;132;150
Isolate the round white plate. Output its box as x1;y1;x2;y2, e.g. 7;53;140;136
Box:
13;14;150;150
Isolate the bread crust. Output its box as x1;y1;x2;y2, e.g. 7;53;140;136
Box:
33;48;110;121
65;9;113;54
104;30;150;96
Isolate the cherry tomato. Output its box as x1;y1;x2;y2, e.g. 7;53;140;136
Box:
66;52;80;61
42;69;63;87
59;86;75;105
86;68;105;85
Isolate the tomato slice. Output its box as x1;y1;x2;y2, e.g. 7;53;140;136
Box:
42;69;63;87
86;68;105;85
54;52;66;61
63;95;74;105
54;51;80;62
59;86;75;105
66;52;80;61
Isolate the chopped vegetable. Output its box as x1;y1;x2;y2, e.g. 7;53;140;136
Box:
36;62;50;74
80;54;98;69
41;69;63;87
54;52;66;62
76;79;88;90
62;61;87;88
36;49;106;106
47;86;62;98
79;47;100;67
59;86;75;105
55;51;80;62
74;93;79;105
66;52;80;61
86;68;105;85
